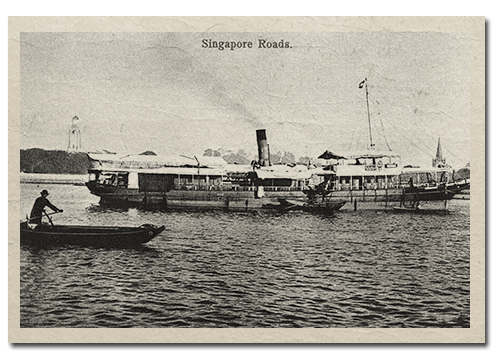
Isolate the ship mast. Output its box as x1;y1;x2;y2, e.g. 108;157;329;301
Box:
362;77;375;150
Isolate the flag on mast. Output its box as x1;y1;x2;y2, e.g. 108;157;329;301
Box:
359;80;365;89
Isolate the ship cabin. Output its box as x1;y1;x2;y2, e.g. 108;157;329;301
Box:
137;167;227;192
399;166;454;188
86;152;231;192
314;150;457;191
88;167;228;192
88;169;130;188
316;151;402;191
253;165;312;191
87;163;313;193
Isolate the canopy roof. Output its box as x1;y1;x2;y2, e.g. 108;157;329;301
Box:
255;164;312;179
346;151;401;159
88;153;227;168
319;150;401;159
318;150;347;160
138;167;226;176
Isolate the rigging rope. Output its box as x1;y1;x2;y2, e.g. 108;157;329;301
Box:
367;93;466;164
382;117;435;158
367;94;392;151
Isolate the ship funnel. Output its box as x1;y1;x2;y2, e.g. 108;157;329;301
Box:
256;129;271;167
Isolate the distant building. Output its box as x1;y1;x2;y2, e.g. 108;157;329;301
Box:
432;137;450;168
68;116;82;153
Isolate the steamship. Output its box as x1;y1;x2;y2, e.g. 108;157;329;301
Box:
85;129;469;211
86;79;469;211
86;130;331;210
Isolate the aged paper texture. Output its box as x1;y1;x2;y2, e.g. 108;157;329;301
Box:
8;17;486;343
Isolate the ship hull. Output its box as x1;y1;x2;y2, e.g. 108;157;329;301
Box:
319;181;468;211
86;180;468;211
87;182;311;210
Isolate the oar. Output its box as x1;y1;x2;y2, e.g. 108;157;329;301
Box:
25;211;61;223
43;210;55;226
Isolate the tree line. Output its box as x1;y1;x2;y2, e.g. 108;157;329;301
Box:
203;149;314;165
21;149;90;174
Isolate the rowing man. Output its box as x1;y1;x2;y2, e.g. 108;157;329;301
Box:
29;190;63;225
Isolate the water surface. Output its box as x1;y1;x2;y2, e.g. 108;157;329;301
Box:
20;183;470;328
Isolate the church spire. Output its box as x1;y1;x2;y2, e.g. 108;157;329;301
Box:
436;137;443;160
432;137;446;168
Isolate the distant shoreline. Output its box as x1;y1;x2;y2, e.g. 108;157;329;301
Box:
20;173;87;186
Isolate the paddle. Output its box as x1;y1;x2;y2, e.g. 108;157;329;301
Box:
25;210;62;223
43;210;55;226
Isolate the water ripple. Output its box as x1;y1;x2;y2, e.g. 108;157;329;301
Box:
20;184;470;328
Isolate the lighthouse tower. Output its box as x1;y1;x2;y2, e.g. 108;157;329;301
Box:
67;115;82;153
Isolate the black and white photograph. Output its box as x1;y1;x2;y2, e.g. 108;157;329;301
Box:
9;16;485;343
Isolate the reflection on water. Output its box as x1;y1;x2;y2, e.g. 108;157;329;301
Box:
20;183;470;328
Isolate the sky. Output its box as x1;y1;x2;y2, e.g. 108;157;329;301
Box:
20;31;471;168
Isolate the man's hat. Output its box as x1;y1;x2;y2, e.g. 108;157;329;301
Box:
41;190;49;196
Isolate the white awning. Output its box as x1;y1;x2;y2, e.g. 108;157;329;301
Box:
255;165;313;179
88;153;227;168
341;150;401;159
139;167;227;176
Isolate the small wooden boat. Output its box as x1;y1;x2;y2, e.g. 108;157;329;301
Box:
20;221;165;247
392;206;421;212
276;199;346;213
299;200;347;214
